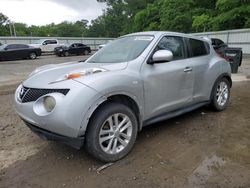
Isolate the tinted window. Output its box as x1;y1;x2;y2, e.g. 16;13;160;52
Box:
156;36;185;60
44;40;57;44
50;40;57;44
6;44;18;49
6;44;29;49
212;38;224;46
77;43;84;47
17;44;29;49
189;39;209;57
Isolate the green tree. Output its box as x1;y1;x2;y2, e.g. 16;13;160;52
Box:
192;14;212;32
159;0;194;32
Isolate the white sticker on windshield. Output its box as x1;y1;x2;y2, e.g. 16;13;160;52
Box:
134;36;154;41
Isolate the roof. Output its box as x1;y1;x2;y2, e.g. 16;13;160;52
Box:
124;31;210;42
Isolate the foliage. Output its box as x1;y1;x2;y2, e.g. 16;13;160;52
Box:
192;14;212;32
0;0;250;37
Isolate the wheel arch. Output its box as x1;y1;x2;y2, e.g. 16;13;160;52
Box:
210;73;232;100
82;93;143;136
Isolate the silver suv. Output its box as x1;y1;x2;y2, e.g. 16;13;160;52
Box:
14;32;232;162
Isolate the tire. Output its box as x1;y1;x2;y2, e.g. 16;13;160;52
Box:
64;51;69;57
85;102;138;162
83;50;89;55
210;77;230;111
29;52;37;60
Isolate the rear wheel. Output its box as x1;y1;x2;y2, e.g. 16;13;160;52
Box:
83;50;89;55
210;78;230;111
85;103;138;162
29;52;37;60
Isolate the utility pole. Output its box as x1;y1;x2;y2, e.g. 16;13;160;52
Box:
12;22;16;37
8;20;12;37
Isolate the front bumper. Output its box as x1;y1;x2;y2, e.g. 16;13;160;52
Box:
14;81;102;138
23;119;84;149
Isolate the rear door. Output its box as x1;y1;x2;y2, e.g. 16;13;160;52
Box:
17;44;30;58
141;36;194;119
186;38;211;102
70;43;80;54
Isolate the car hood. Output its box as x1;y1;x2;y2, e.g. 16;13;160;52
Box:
23;61;128;88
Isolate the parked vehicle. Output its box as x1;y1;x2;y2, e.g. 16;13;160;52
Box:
98;40;112;50
211;38;243;72
14;31;232;162
54;43;91;57
30;39;61;52
0;44;41;61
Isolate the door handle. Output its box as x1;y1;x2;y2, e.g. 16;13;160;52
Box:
184;67;192;72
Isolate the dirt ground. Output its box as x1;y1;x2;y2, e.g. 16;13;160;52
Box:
0;56;250;188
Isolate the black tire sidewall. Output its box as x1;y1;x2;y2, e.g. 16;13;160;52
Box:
211;78;230;111
85;102;138;162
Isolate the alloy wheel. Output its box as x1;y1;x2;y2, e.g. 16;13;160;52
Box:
99;113;132;154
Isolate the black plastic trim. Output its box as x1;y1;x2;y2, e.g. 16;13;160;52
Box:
22;119;84;149
143;101;209;126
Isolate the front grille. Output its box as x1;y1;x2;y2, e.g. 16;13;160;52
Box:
19;86;69;103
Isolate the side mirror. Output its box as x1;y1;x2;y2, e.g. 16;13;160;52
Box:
42;42;47;45
148;50;173;64
4;47;8;50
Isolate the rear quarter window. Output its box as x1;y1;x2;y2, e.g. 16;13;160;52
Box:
189;39;209;57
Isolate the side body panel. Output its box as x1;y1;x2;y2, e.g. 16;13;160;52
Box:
141;59;194;119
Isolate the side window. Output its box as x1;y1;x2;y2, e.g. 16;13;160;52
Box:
6;44;18;49
43;40;49;45
189;39;209;57
18;44;29;49
50;40;57;44
156;36;185;60
217;39;224;46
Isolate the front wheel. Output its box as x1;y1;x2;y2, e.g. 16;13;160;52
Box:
64;51;69;57
85;103;138;162
210;78;230;111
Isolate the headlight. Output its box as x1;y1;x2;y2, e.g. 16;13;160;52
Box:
43;96;56;112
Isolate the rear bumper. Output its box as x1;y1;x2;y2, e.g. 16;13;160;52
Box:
23;119;84;149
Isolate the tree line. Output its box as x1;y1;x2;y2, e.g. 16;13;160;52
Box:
0;0;250;38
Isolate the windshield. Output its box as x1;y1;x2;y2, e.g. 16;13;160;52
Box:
88;35;154;63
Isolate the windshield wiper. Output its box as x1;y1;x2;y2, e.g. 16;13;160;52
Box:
78;59;86;62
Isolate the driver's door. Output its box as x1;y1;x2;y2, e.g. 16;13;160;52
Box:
141;36;194;119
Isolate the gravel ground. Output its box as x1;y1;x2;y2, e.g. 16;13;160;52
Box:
0;55;250;188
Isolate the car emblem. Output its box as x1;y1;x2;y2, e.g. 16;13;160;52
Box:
20;88;24;96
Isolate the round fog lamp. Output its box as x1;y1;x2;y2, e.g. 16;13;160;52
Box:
43;96;56;112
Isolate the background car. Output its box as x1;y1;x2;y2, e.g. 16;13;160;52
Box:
211;38;243;70
30;39;62;52
54;43;91;57
0;44;41;61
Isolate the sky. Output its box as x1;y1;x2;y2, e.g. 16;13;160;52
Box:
0;0;107;26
